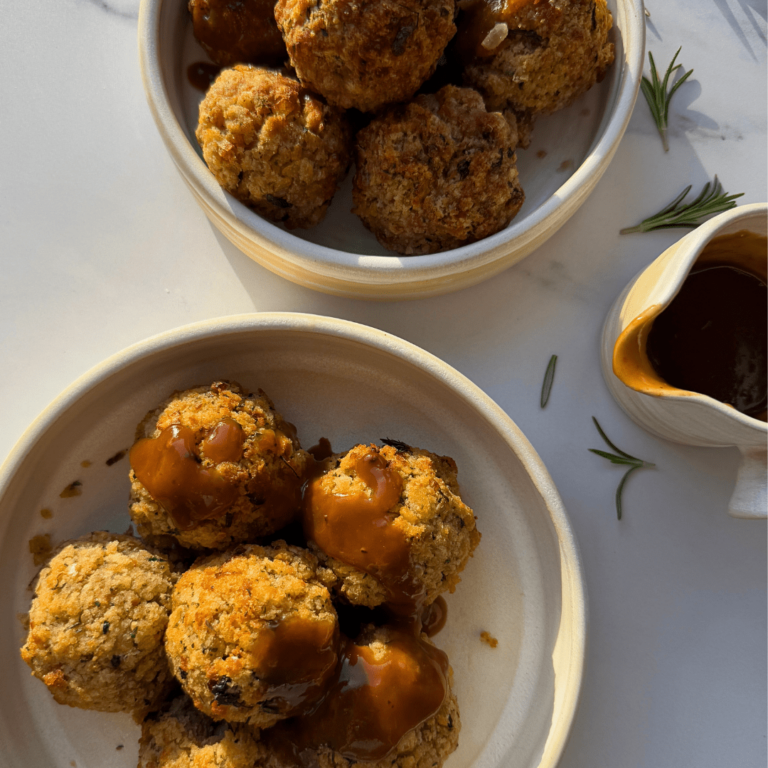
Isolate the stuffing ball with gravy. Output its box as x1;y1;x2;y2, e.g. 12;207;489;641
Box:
352;85;524;254
304;441;481;611
20;533;177;715
129;381;309;551
196;66;351;228
274;0;457;112
164;542;340;728
264;624;461;768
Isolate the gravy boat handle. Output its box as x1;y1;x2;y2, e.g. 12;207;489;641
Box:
728;446;768;519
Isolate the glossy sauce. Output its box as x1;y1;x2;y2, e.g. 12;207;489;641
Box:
186;62;221;92
267;629;449;764
250;616;340;712
646;262;767;419
303;447;423;614
308;437;334;462
199;418;245;463
421;596;448;637
129;421;244;530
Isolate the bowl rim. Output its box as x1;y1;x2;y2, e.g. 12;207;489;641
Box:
0;312;587;768
137;0;646;288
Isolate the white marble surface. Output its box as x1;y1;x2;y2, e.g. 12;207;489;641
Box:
1;1;766;766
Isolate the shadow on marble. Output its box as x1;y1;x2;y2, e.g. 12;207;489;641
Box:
712;0;768;59
644;13;662;41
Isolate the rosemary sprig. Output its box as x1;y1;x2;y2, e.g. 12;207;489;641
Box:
540;355;557;408
620;176;743;234
641;47;693;152
589;417;655;520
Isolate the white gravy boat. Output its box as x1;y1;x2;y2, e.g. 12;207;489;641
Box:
601;203;767;519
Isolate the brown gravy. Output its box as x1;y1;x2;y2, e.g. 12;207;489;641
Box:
267;629;449;764
308;437;334;462
129;421;244;530
199;418;245;463
187;62;221;92
249;616;340;712
421;596;448;637
646;260;767;419
303;447;424;614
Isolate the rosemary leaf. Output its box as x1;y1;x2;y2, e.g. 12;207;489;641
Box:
621;176;744;234
592;416;640;461
641;47;694;152
588;449;639;466
590;418;655;519
615;466;642;521
540;355;558;408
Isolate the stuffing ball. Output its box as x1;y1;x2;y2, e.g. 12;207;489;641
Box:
196;66;351;229
265;625;461;768
305;441;481;609
139;694;266;768
274;0;457;112
20;532;177;715
459;0;615;146
165;542;340;728
129;381;309;552
352;85;524;255
189;0;287;67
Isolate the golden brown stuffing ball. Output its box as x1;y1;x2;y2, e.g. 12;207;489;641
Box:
459;0;615;146
274;0;457;113
305;441;481;610
352;85;524;255
20;532;177;715
129;381;309;552
264;625;461;768
139;694;267;768
196;66;351;229
165;542;340;728
189;0;287;67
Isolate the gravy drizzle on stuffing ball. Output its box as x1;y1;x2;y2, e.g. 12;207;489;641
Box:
130;421;245;530
268;628;450;763
246;615;340;708
303;446;425;613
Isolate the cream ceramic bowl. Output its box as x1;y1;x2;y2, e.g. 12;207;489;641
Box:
138;0;645;300
0;314;585;768
601;204;768;519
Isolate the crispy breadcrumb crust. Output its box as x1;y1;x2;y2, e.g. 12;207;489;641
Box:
462;0;615;145
165;542;338;727
139;694;267;768
352;85;523;255
129;381;309;551
309;442;481;608
20;532;177;715
196;66;351;229
275;0;456;112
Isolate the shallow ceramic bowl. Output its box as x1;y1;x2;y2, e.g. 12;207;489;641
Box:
138;0;645;299
0;314;584;768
